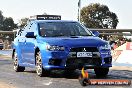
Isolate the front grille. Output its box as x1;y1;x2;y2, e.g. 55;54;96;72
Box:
66;47;101;69
70;47;98;52
66;57;101;69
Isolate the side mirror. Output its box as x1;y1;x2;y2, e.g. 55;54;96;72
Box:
91;31;100;37
25;32;36;38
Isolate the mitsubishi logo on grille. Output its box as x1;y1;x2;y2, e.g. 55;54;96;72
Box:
83;48;87;52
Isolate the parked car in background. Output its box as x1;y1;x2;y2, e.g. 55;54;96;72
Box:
0;39;3;50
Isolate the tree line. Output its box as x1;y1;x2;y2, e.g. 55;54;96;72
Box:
0;3;119;31
0;3;119;41
81;3;118;29
0;11;17;31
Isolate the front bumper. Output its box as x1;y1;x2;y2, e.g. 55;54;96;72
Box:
41;50;112;70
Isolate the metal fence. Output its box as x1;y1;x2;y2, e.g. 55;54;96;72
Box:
0;29;132;50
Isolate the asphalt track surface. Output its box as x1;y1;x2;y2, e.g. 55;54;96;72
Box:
0;50;132;88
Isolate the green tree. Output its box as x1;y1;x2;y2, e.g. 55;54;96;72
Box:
2;17;17;41
0;10;17;42
0;11;4;30
0;10;17;31
3;17;17;31
81;3;119;29
19;18;29;28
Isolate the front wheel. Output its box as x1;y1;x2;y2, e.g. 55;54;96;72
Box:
94;68;109;77
13;51;25;72
35;51;50;77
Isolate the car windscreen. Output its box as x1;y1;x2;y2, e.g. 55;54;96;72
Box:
38;22;92;37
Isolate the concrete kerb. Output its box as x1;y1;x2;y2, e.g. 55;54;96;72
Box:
0;54;12;60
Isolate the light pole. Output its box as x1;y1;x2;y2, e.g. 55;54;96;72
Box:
78;0;81;22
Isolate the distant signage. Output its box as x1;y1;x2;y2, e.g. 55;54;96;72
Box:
30;15;61;20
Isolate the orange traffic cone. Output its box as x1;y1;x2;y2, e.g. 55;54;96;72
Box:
79;67;91;86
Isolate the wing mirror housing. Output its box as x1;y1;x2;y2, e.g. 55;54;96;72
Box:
25;32;36;38
91;30;100;37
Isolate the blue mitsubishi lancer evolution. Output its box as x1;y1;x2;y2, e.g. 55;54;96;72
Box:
12;15;112;77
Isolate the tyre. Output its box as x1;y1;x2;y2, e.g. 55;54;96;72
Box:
94;68;109;77
13;51;25;72
35;51;50;77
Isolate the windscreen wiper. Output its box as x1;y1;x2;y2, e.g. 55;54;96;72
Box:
53;34;65;37
70;35;79;38
69;35;92;38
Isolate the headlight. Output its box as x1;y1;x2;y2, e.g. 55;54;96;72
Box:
46;44;65;51
99;44;111;50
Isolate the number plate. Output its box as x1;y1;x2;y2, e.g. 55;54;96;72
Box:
77;52;92;57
